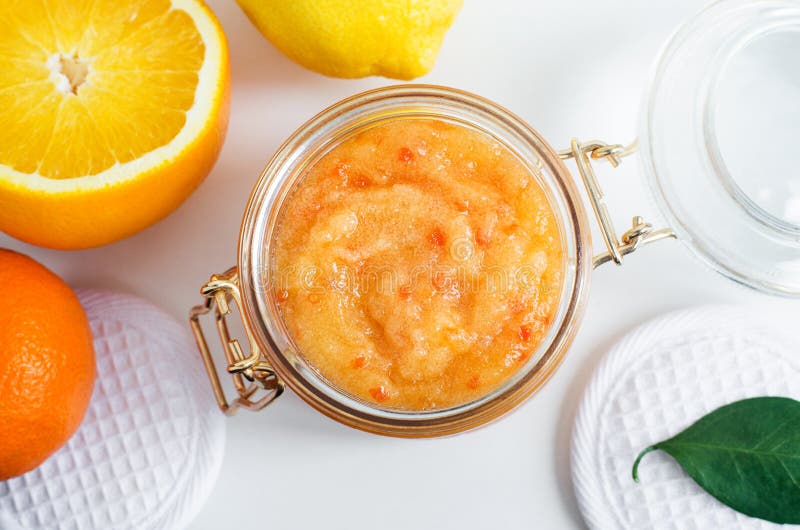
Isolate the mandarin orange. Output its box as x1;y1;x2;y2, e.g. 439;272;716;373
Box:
0;249;95;480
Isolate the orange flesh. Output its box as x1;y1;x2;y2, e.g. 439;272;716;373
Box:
0;0;204;180
272;119;564;410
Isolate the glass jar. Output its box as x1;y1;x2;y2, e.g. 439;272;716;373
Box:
189;0;800;437
192;86;597;437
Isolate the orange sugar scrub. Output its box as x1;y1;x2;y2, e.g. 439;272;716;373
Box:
272;119;564;410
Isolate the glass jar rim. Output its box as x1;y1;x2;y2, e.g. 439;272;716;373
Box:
237;85;593;436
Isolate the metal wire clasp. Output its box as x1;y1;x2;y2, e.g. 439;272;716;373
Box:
189;267;284;415
558;139;676;268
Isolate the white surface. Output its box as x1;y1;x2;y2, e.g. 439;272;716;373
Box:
2;1;800;529
0;290;224;530
572;305;800;530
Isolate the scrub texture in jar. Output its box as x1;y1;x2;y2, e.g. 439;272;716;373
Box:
272;119;564;410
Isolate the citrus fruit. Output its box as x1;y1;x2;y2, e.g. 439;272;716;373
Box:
0;0;230;249
0;249;96;480
235;0;462;79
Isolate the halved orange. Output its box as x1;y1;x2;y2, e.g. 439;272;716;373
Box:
0;0;229;249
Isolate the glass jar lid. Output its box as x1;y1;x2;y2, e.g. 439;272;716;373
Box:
641;0;800;296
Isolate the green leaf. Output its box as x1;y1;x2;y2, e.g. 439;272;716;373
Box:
632;397;800;524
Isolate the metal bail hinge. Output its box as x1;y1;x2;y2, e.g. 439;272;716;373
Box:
189;267;284;415
558;139;676;268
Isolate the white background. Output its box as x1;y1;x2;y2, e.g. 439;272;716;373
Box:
3;1;799;529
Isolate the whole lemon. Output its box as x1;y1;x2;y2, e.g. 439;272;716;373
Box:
235;0;463;80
